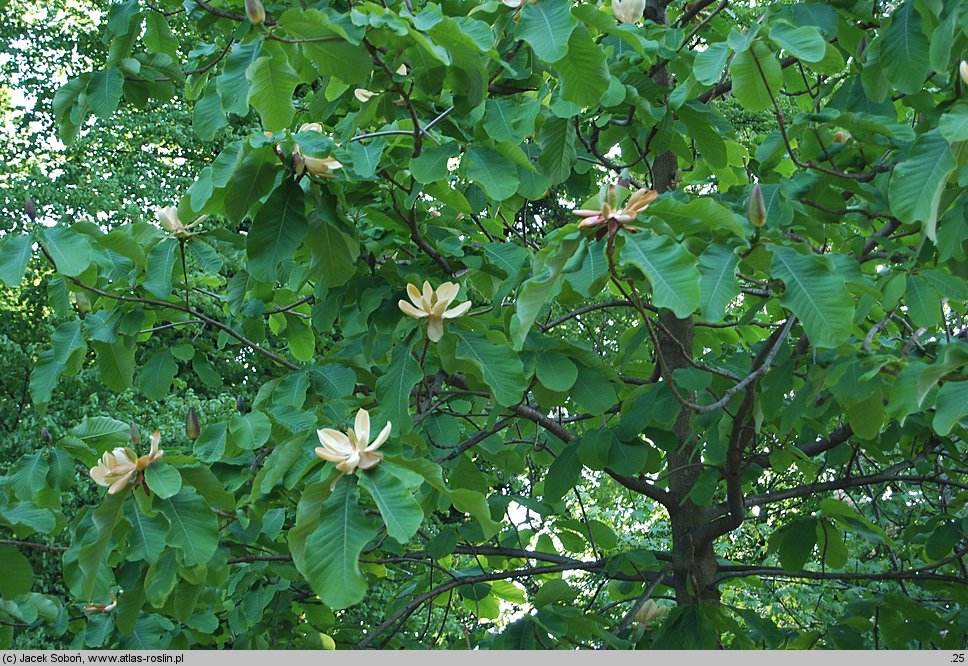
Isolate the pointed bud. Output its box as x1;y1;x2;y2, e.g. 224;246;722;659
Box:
41;427;51;443
747;183;766;228
186;407;201;441
833;130;850;143
856;36;867;63
960;61;968;86
130;423;141;446
245;0;266;25
25;198;37;222
237;396;247;414
75;291;92;314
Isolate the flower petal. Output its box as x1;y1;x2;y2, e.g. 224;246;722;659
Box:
366;421;392;452
90;465;110;487
406;283;423;307
317;428;352;454
399;300;429;318
442;300;471;319
357;451;383;470
354;409;370;449
315;446;346;463
426;315;444;342
436;282;459;309
107;471;134;495
421;281;434;307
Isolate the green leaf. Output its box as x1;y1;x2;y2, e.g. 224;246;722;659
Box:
552;25;609;108
303;480;377;609
515;0;578;62
771;247;853;348
0;234;33;287
448;488;501;538
694;42;728;85
543;447;581;502
143;238;179;299
42;227;92;277
218;40;262;116
229;411;272;450
938;103;968;143
193;423;227;464
192;83;226;141
144;464;182;500
455;329;527;406
0;545;33;599
358;466;424;543
348;138;384;179
246;46;301;131
247;179;307;282
620;234;701;318
374;339;422;435
465;148;519;201
69;416;130;448
932;381;968;436
729;41;782;112
698;244;739;323
769;22;825;62
124;501;168;565
410;143;459;184
310;365;356;400
536;351;578;392
879;0;931;94
30;318;86;408
93;339;136;392
224;149;278;223
144;550;178;607
570;364;617;415
78;494;126;599
888;131;956;242
86;67;124;119
904;275;941;328
156;488;218;566
11;453;48;502
775;517;817;571
484;100;538;144
278;8;371;83
138;351;178;401
306;218;359;288
537;116;577;186
511;231;581;349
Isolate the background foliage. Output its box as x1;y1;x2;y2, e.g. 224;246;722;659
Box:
0;0;966;650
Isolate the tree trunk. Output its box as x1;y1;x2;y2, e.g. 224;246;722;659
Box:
647;0;720;604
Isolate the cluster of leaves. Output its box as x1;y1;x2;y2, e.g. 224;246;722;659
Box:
0;0;966;650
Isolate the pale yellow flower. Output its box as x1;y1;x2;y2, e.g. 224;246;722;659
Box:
398;281;471;342
315;408;391;488
292;144;343;178
298;122;323;134
631;599;667;641
612;0;645;24
572;185;657;233
354;88;377;103
156;206;206;239
90;430;164;494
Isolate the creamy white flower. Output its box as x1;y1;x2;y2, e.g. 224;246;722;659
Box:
298;122;323;134
613;0;645;24
354;88;377;103
89;430;164;494
573;185;657;232
398;281;471;342
155;206;206;239
315;409;391;488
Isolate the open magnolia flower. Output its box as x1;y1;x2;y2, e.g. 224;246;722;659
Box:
156;206;206;239
398;281;471;342
573;184;658;234
292;144;342;178
630;599;667;640
315;408;391;488
89;430;164;495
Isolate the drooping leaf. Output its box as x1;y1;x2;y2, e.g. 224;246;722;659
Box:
620;234;701;318
771;247;853;348
358;466;424;543
247;179;307;282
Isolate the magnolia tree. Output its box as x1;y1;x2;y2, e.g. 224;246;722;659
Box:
0;0;966;650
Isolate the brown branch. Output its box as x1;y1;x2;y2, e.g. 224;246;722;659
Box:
0;539;67;553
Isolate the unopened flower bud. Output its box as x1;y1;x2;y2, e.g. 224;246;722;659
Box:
237;396;247;414
75;291;92;314
186;407;200;441
856;36;867;63
41;427;51;443
612;0;645;24
747;183;766;228
833;130;850;143
245;0;266;25
960;60;968;86
130;423;141;446
25;198;37;222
